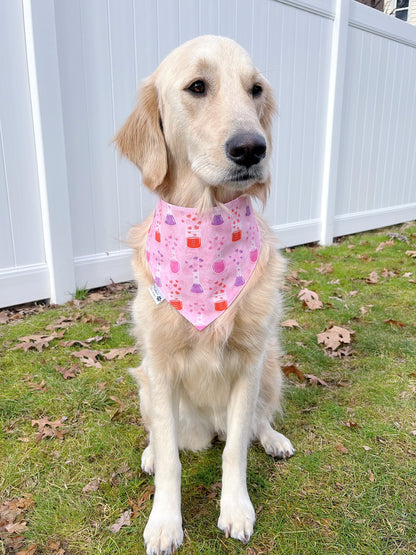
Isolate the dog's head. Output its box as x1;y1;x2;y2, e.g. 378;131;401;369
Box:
115;35;275;205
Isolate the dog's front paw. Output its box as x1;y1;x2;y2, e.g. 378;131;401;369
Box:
141;445;155;475
261;429;295;459
144;509;183;555
218;494;255;544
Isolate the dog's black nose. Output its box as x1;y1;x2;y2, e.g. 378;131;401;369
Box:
225;132;267;168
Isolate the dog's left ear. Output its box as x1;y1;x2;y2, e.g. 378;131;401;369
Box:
114;77;167;190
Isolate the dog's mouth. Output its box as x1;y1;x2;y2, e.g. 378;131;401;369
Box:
223;167;265;187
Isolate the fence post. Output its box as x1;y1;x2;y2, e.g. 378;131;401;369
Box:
23;0;75;303
320;0;350;245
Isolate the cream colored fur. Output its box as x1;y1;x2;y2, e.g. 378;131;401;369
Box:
115;35;294;555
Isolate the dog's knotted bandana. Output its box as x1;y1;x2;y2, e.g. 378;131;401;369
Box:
146;196;261;330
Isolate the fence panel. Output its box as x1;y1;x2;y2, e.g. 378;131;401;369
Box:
334;2;416;237
0;0;415;308
0;1;49;307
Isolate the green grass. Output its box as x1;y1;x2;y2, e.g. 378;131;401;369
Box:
1;223;416;554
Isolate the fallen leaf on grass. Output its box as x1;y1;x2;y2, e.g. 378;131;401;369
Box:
375;239;394;252
82;478;101;494
335;443;349;454
281;319;301;329
72;349;102;368
298;288;323;310
304;374;330;387
11;331;65;353
59;336;104;348
108;510;131;533
365;271;379;284
102;346;137;360
0;495;34;551
17;545;37;555
317;263;334;274
282;365;305;382
128;485;155;518
317;326;354;356
28;379;47;391
405;250;416;258
368;469;375;482
384;319;406;327
31;417;67;442
54;365;82;379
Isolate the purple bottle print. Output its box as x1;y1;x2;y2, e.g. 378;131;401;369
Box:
245;202;251;217
234;266;245;287
165;205;176;226
191;269;203;294
211;207;224;226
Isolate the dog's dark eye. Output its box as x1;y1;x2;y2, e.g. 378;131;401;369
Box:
187;80;206;95
252;84;263;97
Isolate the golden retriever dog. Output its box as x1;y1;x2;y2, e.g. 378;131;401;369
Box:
115;35;294;555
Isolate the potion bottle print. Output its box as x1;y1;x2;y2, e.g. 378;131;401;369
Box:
155;263;162;287
186;227;201;248
169;293;183;310
214;291;228;311
170;249;180;273
165;205;176;226
155;221;161;242
212;251;225;273
249;240;258;262
232;222;242;242
245;201;251;216
211;207;224;226
190;269;203;294
234;266;245;287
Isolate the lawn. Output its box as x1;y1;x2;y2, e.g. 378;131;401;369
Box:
1;222;416;555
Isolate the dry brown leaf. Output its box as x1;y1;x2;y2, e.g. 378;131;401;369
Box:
17;545;38;555
28;379;47;391
72;349;102;368
317;326;353;352
55;365;82;379
282;365;305;382
317;263;334;274
108;510;131;533
384;318;406;327
31;417;67;442
368;469;375;482
335;443;349;454
128;485;155;518
102;346;137;360
375;239;394;252
365;271;379;284
82;478;101;494
60;336;104;348
298;288;323;310
405;250;416;258
304;374;330;387
11;331;65;353
281;319;301;329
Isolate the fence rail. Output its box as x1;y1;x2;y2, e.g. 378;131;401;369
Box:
1;0;415;308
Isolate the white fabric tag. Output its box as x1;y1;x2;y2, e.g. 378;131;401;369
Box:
148;284;165;304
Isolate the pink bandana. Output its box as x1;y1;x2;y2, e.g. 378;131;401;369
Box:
146;196;261;330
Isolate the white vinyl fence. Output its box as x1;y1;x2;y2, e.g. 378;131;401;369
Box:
1;0;415;308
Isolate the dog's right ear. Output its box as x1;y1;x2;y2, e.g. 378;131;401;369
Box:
114;77;167;190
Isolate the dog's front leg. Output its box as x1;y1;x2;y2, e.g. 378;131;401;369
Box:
143;371;183;555
218;368;260;544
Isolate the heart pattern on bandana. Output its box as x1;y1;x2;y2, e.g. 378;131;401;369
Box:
146;196;261;330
